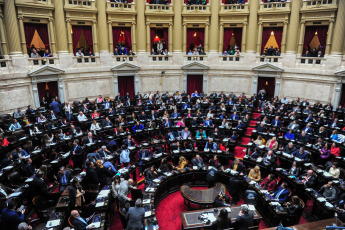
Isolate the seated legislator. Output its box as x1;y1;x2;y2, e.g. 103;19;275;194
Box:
234;206;254;230
1;200;25;230
213;192;231;208
248;166;261;182
211;208;232;230
320;181;337;201
301;170;317;188
289;161;301;177
69;210;94;230
56;166;73;192
331;142;341;157
272;183;289;202
260;174;277;192
284;142;297;155
266;137;278;150
174;156;188;172
329;162;340;179
192;154;204;168
292;147;309;162
230;158;245;174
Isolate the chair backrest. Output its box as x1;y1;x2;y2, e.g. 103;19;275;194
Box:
7;171;22;186
68;216;76;228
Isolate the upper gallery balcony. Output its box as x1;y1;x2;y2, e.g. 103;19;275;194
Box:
15;0;54;8
259;1;291;14
301;0;338;12
219;2;249;16
182;3;211;16
106;1;136;15
64;0;97;12
145;3;174;16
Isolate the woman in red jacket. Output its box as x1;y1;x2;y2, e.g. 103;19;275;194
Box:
331;142;341;157
260;174;277;192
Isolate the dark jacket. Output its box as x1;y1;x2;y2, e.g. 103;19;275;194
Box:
125;207;145;230
57;170;73;186
234;213;254;230
70;216;88;230
1;208;24;230
85;167;99;186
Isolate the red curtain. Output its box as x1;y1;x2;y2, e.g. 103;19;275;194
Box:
303;26;328;54
187;75;203;95
340;84;345;107
163;28;169;50
72;26;83;54
223;28;233;52
233;28;243;52
37;82;47;101
47;81;58;98
24;23;50;54
118;76;135;98
184;0;209;3
186;28;205;53
150;28;156;50
150;28;169;50
261;27;283;53
257;77;275;99
147;0;171;3
113;27;132;51
83;26;93;53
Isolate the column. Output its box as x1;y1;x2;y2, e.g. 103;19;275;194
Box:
183;23;187;53
241;22;247;52
297;21;305;55
108;22;113;52
204;23;209;52
281;21;288;53
66;19;73;54
96;0;109;53
219;23;224;53
333;77;342;107
136;0;146;53
134;73;140;94
173;0;183;53
325;19;334;55
256;22;263;54
286;0;300;54
132;22;137;52
48;19;56;54
246;0;259;53
168;23;173;52
274;75;281;97
146;23;151;52
209;0;219;53
32;83;40;108
252;73;258;95
331;0;345;55
54;0;68;53
183;72;187;92
0;16;8;55
4;0;22;54
113;73;118;96
18;17;27;55
58;77;65;103
203;71;208;93
92;21;99;54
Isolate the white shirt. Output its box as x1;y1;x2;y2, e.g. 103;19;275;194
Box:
77;114;88;122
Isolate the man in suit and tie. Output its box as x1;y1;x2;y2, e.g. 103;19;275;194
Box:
330;118;340;128
125;98;131;107
287;120;299;131
180;127;191;140
272;183;289;202
124;135;135;147
302;123;313;135
22;158;35;177
50;99;61;115
292;147;309;162
56;166;73;192
192;154;204;168
98;146;111;159
70;210;94;230
83;132;95;146
296;131;310;144
115;93;122;101
301;170;317;188
126;199;145;230
149;110;157;120
1;200;25;230
85;161;99;190
101;117;113;128
163;118;173;128
72;140;83;169
256;122;267;133
48;110;58;120
32;171;52;199
271;116;282;128
234;206;254;230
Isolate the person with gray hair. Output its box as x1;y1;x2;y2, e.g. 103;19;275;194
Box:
234;206;254;230
118;179;137;207
55;166;73;192
17;222;32;230
125;198;145;230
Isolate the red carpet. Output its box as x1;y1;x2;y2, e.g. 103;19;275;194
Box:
234;146;246;159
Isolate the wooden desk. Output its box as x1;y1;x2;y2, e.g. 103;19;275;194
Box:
180;205;262;230
180;183;226;207
263;218;344;230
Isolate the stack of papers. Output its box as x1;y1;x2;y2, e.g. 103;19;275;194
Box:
317;197;327;202
95;202;105;207
98;190;110;198
271;202;280;206
8;192;22;198
46;219;61;228
145;188;155;192
248;205;255;211
145;211;152;217
153;179;161;183
143;199;151;204
91;222;101;228
325;202;334;208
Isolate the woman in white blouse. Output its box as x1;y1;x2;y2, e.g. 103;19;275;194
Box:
90;120;101;134
206;110;214;119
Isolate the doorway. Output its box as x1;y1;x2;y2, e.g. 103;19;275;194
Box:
187;75;203;95
37;81;58;104
257;77;275;100
118;76;135;98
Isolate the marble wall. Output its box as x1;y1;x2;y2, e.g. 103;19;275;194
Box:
0;84;33;112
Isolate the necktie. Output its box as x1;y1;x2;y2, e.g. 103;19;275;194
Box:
78;217;88;225
62;174;67;185
275;189;285;199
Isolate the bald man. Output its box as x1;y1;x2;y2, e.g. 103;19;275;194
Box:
301;170;317;188
118;179;137;207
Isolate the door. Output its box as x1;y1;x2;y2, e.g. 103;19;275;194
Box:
340;83;345;107
37;81;58;104
118;76;135;98
257;77;275;100
187;75;203;95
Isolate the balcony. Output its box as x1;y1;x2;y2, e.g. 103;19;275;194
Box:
15;0;53;7
149;55;173;64
64;0;96;11
184;55;207;64
296;57;325;66
28;57;59;70
220;55;244;63
145;4;174;16
0;59;13;74
301;0;338;11
182;4;211;15
112;55;137;64
257;56;283;64
73;56;100;67
259;1;290;14
220;3;249;15
107;2;136;14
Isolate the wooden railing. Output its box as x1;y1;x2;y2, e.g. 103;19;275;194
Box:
185;55;207;62
302;0;337;9
107;2;135;12
220;55;244;62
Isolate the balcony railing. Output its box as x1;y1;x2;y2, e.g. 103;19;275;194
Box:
221;3;249;12
112;55;137;63
183;4;210;14
220;55;243;62
15;0;53;5
259;1;290;12
28;57;59;67
257;56;282;63
185;55;207;62
65;0;96;8
301;0;337;10
107;2;136;13
150;55;172;63
73;56;99;65
0;59;13;73
296;57;325;65
145;3;173;14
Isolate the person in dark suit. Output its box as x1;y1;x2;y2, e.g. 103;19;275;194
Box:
0;183;15;211
126;198;145;230
301;170;317;188
31;171;52;198
82;132;96;146
85;161;99;190
272;183;290;202
234;206;254;230
70;210;93;230
22;158;35;177
96;160;113;187
1;200;25;230
230;158;245;174
56;166;73;192
123;135;135;148
1;152;13;168
213;193;230;208
50;99;61;115
72;140;83;169
211;208;232;230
